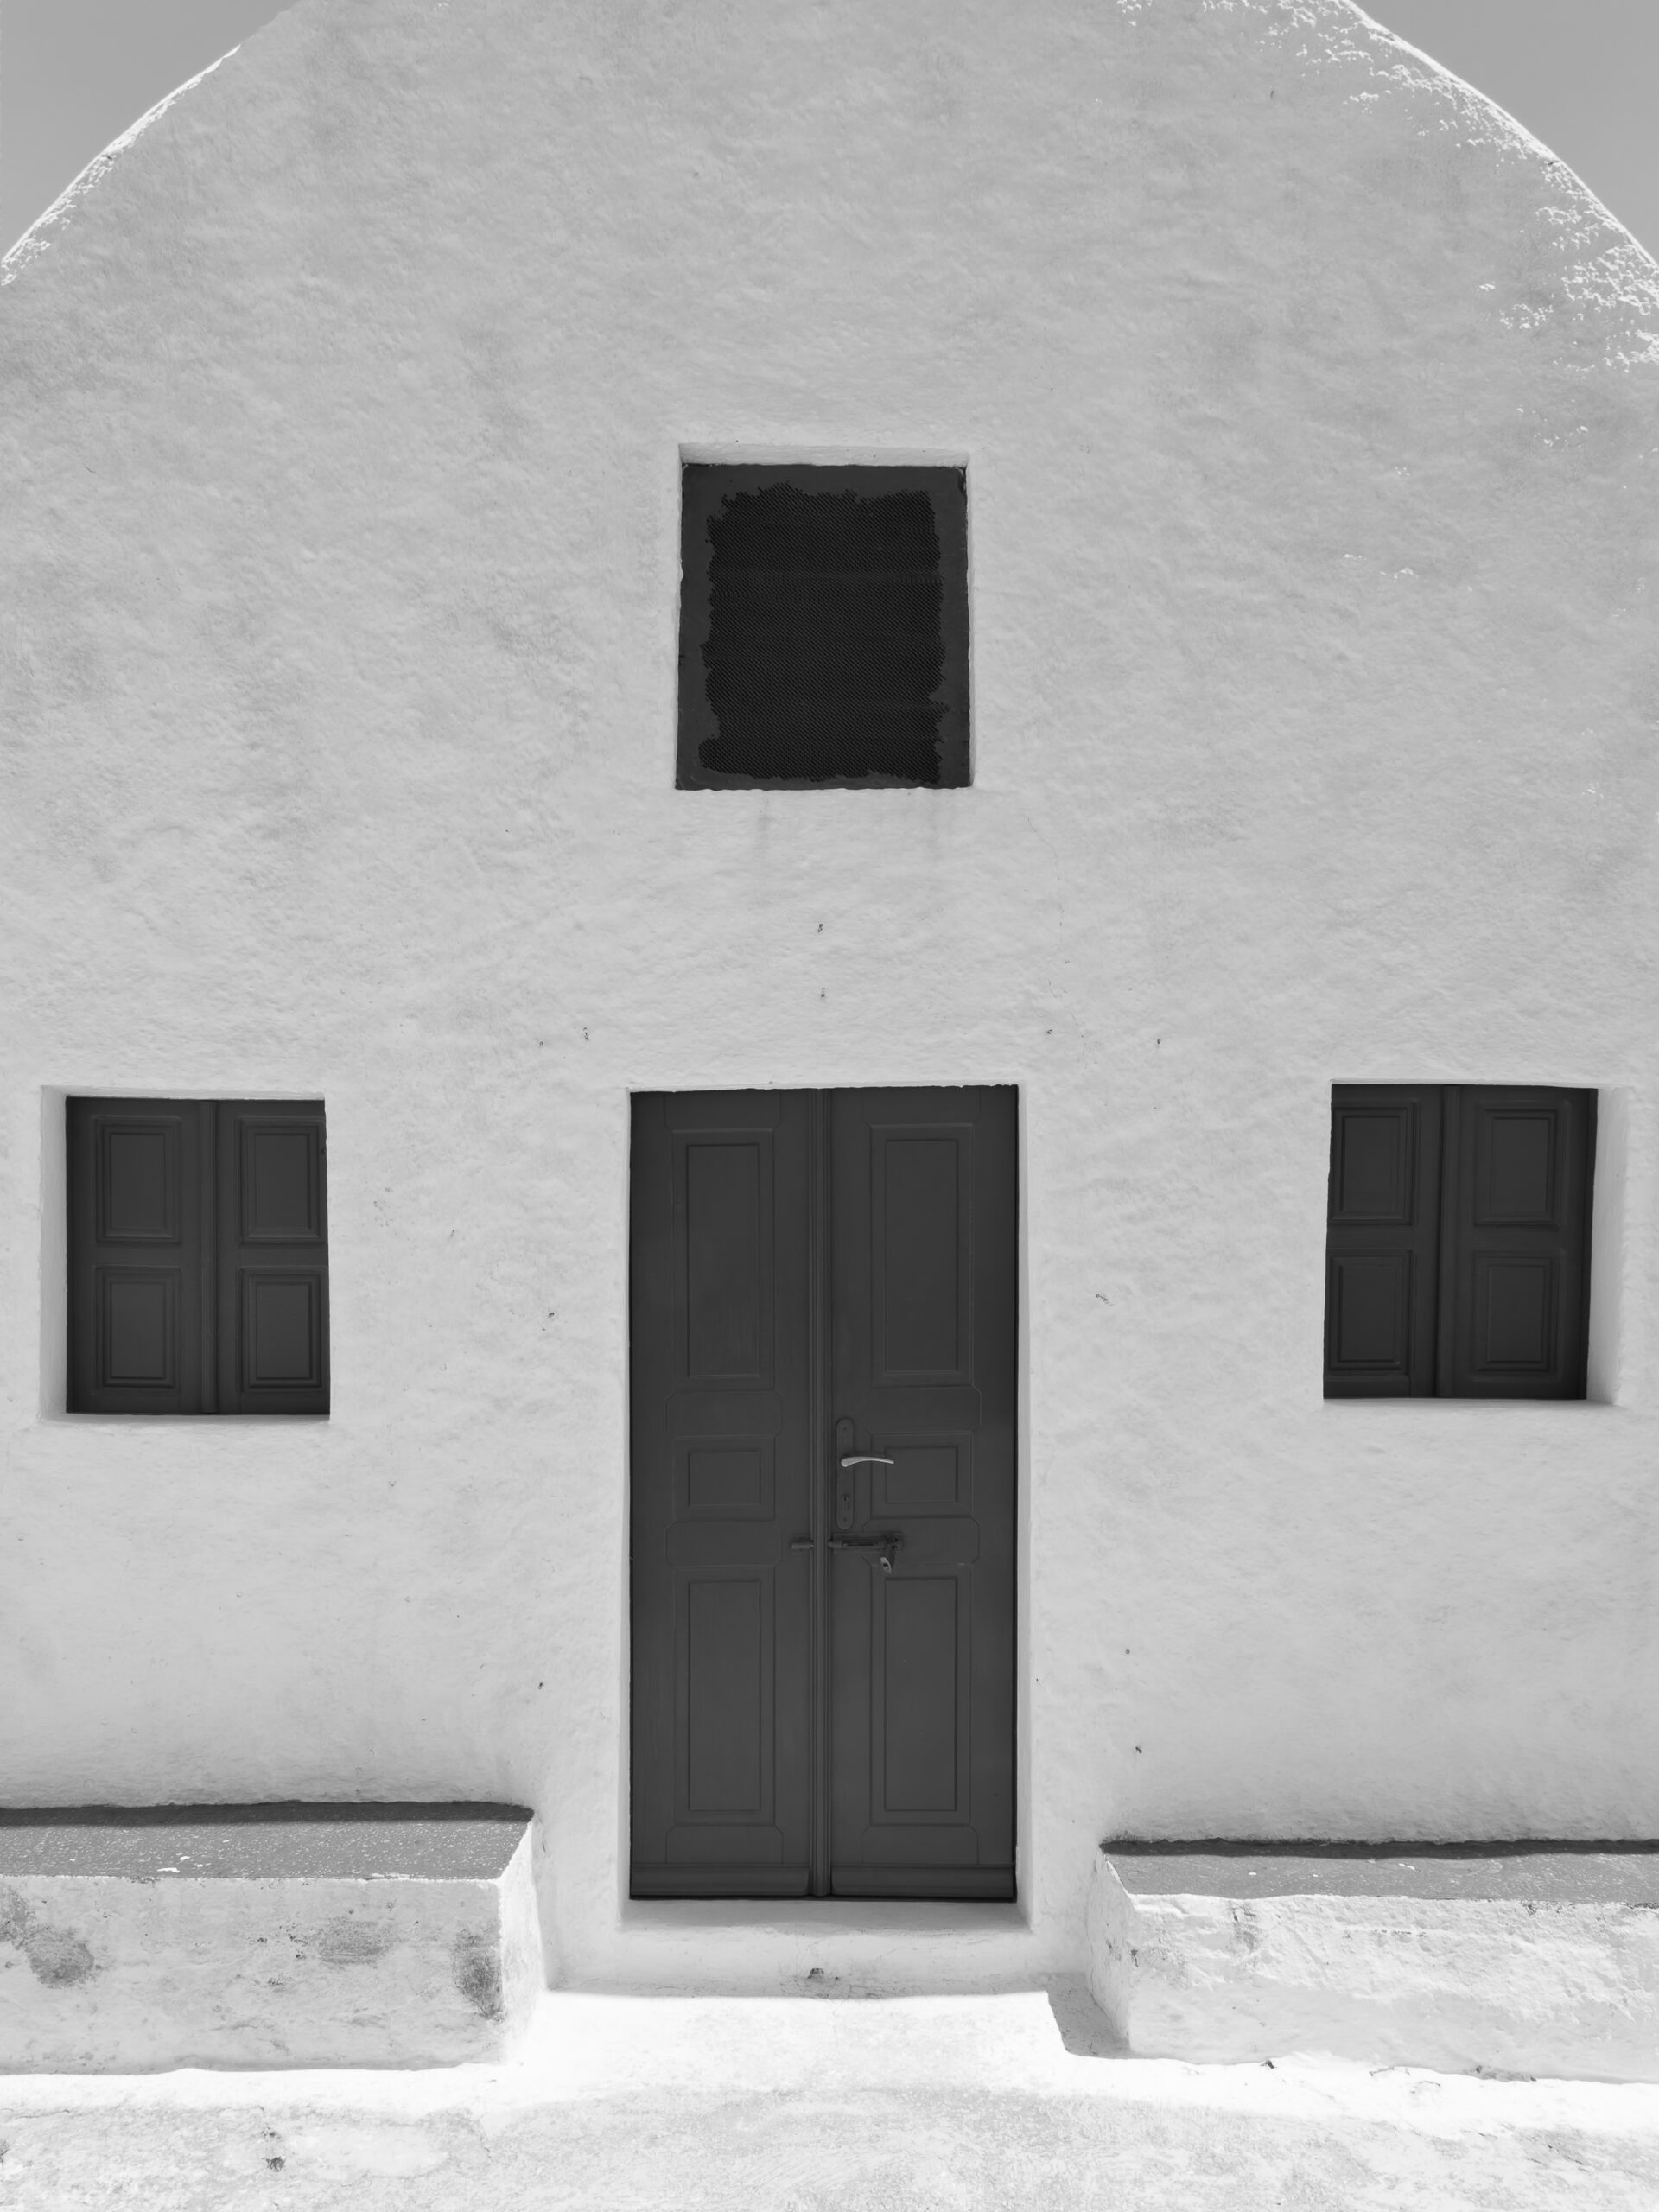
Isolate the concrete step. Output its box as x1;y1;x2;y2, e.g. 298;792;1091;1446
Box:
0;1803;540;2069
1089;1842;1659;2080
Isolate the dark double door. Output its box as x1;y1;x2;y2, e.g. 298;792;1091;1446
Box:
630;1087;1016;1899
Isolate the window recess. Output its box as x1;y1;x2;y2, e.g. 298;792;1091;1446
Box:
676;463;970;790
1324;1085;1594;1400
67;1097;329;1415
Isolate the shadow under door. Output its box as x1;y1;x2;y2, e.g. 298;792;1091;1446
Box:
630;1087;1016;1899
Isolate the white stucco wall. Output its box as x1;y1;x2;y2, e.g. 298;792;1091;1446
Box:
2;0;1656;1993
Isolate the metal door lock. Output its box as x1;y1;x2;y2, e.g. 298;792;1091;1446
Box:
830;1532;903;1573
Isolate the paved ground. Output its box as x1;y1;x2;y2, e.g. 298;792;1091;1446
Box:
4;1986;1659;2209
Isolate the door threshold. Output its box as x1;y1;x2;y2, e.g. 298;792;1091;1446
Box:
594;1897;1050;1997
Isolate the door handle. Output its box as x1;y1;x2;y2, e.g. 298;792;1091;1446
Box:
836;1417;894;1531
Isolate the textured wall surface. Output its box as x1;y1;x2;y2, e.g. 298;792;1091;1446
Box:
0;1809;541;2068
1;0;1656;1992
0;1846;543;2069
1088;1852;1659;2077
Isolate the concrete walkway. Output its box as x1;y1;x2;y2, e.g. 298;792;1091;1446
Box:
4;1986;1659;2209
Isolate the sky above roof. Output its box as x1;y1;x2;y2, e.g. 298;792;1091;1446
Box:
3;0;1656;262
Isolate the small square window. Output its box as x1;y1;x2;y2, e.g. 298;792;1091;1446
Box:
1323;1084;1594;1399
67;1097;329;1414
677;463;970;789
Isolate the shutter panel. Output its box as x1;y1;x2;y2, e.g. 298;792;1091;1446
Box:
1324;1085;1441;1397
215;1101;330;1415
67;1098;206;1414
1439;1086;1593;1400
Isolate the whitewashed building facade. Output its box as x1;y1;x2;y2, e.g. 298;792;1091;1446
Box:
2;0;1657;2002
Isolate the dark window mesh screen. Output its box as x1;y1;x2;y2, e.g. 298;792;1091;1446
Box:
678;467;969;788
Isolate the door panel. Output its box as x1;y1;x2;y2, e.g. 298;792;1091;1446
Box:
682;1135;772;1383
829;1088;1016;1898
631;1085;1015;1900
630;1092;814;1897
874;1571;967;1814
680;1568;772;1814
873;1133;972;1381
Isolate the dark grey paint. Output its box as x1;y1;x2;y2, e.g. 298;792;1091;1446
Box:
0;1803;531;1879
1104;1843;1659;1904
630;1088;1017;1901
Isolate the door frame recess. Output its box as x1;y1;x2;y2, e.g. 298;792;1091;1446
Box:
619;1083;1029;1923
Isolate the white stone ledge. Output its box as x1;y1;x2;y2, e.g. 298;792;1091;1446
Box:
0;1804;541;2071
1087;1844;1659;2082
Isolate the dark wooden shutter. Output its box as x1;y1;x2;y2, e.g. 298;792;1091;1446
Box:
1324;1085;1442;1397
1439;1086;1594;1400
67;1097;328;1415
216;1102;330;1415
68;1099;206;1414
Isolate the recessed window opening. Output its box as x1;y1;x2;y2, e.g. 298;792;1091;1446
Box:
67;1097;329;1415
1324;1084;1594;1399
677;463;970;790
